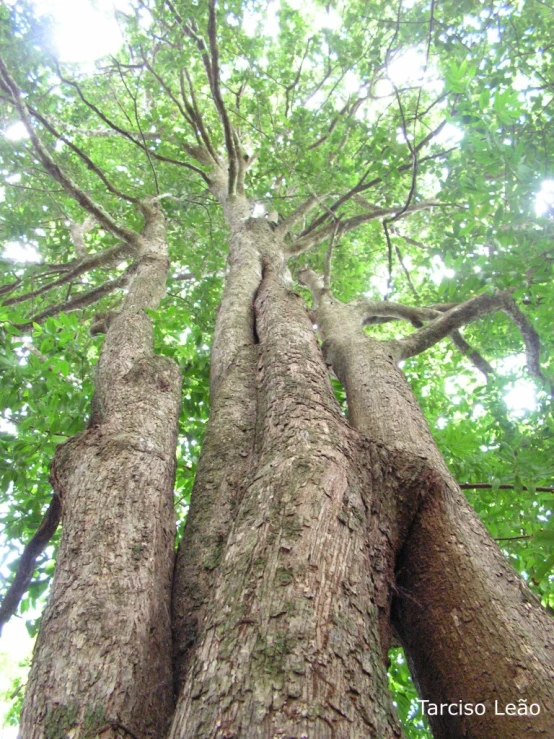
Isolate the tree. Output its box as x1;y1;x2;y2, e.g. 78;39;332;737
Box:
0;0;553;737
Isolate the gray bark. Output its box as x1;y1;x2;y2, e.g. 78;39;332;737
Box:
20;201;182;739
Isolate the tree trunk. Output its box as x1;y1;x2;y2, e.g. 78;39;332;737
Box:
170;234;402;737
20;201;182;739
395;483;554;739
308;287;554;739
171;193;260;693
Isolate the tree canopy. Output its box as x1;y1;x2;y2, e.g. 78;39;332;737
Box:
0;0;553;735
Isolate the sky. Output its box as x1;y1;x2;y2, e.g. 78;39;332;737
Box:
0;0;549;728
27;0;128;64
0;618;33;737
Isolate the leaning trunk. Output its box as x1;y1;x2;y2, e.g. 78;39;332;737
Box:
309;287;554;739
20;202;182;739
395;479;554;739
170;232;403;737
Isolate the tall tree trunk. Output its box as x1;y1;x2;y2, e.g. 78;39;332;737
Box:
171;193;260;693
20;201;182;739
308;287;554;739
170;233;403;738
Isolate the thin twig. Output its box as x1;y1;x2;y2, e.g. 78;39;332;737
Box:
13;267;135;332
460;483;554;493
323;220;341;289
0;55;140;246
495;535;531;542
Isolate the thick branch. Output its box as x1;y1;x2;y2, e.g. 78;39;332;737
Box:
354;298;439;327
290;200;441;255
138;51;217;167
167;0;237;192
395;291;550;388
276;194;323;237
296;118;456;243
394;292;510;360
207;0;238;193
323;222;340;289
501;298;545;385
182;67;221;164
297;268;325;308
69;215;96;258
449;329;494;379
0;494;61;635
301;273;513;382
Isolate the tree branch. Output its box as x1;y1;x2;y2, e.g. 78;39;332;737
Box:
354;298;439;326
3;243;134;308
277;194;323;237
26;103;139;205
449;329;494;379
69;215;96;258
323;221;340;289
500;297;548;388
167;0;237;192
182;67;221;164
54;65;211;182
0;55;141;247
138;50;217;167
206;0;238;193
0;494;61;634
13;267;135;332
460;483;554;493
289;200;442;255
394;292;510;360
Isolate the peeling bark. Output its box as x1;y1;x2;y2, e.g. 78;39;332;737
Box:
20;202;182;739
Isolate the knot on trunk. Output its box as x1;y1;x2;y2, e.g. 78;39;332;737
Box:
123;355;180;393
90;311;121;336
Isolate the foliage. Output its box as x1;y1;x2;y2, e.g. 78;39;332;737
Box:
1;0;553;734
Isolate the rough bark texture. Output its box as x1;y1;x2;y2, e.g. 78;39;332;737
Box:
171;344;257;693
395;485;554;739
169;256;402;738
307;289;445;638
20;202;182;739
171;193;261;693
306;284;554;739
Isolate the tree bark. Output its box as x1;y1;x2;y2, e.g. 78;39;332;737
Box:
307;286;554;739
20;201;182;739
169;245;403;737
171;193;260;693
395;483;554;739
